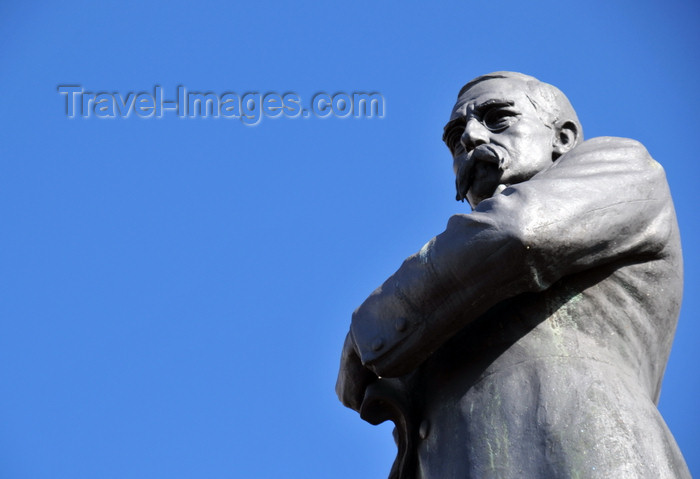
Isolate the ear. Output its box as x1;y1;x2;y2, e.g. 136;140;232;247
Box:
552;120;579;160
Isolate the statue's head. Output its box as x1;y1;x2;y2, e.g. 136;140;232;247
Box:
443;72;583;207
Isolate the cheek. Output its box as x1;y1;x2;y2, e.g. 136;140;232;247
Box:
503;127;552;156
492;134;527;156
523;122;555;147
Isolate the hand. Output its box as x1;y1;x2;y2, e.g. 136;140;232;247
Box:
336;331;378;412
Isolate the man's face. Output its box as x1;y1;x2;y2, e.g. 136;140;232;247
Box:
444;78;557;207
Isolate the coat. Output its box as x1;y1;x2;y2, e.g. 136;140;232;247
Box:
349;137;690;478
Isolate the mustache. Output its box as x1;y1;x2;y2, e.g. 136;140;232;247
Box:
455;144;505;202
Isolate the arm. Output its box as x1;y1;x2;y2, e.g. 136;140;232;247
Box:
349;137;675;378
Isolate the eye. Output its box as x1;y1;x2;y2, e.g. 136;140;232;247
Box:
482;108;519;131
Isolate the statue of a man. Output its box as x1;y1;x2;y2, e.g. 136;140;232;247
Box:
336;72;690;478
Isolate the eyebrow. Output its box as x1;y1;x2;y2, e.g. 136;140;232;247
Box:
473;98;515;115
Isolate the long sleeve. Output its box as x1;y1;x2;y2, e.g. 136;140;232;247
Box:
350;137;676;377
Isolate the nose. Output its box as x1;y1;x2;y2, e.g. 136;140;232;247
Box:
461;119;489;151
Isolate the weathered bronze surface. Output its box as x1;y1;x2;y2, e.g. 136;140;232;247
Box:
337;72;690;478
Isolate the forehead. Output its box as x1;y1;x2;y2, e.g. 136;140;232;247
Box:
449;77;535;121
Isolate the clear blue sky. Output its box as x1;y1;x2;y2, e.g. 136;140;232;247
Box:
1;1;698;478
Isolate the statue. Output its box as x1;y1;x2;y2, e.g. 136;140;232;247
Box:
336;72;690;479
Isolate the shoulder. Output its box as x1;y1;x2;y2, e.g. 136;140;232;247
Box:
540;136;666;183
574;136;647;153
561;136;660;170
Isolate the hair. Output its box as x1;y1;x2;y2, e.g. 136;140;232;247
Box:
458;71;583;142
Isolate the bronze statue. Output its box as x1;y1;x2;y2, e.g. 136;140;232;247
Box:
336;72;690;478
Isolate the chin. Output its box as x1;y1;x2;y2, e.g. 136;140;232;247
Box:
467;182;500;207
466;191;488;208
